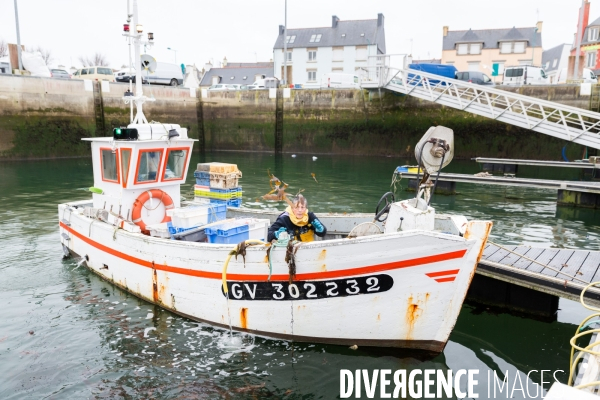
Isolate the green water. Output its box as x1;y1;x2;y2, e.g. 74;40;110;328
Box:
1;153;599;399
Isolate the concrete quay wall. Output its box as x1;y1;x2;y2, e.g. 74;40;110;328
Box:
0;73;593;160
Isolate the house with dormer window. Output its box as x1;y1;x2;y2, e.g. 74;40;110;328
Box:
441;23;543;82
272;14;386;87
569;0;600;77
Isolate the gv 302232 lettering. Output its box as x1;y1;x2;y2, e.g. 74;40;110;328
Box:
222;274;394;301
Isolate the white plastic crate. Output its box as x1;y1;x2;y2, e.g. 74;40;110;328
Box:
247;218;270;242
170;204;225;229
147;222;171;238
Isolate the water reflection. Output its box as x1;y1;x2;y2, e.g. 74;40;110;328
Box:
0;154;596;398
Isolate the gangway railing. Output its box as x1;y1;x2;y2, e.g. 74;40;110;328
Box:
361;58;600;150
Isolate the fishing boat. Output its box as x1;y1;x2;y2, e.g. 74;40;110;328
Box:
58;1;491;353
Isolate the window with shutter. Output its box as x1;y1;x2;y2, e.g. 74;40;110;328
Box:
355;46;367;61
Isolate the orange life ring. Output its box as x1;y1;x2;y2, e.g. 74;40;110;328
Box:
131;189;174;232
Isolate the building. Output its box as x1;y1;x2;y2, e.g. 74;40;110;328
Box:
542;44;570;83
568;0;599;79
199;60;273;88
441;23;543;82
183;64;203;88
272;14;386;87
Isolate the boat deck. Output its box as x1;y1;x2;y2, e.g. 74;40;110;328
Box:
478;243;600;305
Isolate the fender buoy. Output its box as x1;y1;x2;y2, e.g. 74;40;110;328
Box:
131;189;174;232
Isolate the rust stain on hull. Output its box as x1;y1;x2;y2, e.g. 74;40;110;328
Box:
320;264;327;272
318;249;327;261
240;308;248;329
405;295;425;340
152;262;159;303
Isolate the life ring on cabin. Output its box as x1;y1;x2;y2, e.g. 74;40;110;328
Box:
131;189;174;232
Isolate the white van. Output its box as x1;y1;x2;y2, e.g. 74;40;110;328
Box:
321;73;360;89
502;66;549;86
556;67;597;84
143;62;183;86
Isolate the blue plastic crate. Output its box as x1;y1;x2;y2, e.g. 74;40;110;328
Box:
205;222;250;244
209;198;242;207
168;225;196;235
194;171;210;186
207;203;227;223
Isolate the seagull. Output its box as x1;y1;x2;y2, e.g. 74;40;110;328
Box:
312;156;318;161
291;154;296;158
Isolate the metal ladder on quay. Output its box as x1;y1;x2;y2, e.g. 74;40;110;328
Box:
92;81;106;136
361;56;600;150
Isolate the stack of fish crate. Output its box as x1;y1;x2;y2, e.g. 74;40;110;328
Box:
193;162;242;207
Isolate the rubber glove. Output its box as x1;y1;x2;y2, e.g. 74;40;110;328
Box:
312;219;324;233
274;227;287;239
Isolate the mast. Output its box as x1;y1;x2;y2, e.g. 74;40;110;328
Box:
123;0;154;125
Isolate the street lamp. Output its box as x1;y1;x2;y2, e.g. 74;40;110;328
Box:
13;0;23;71
167;47;177;64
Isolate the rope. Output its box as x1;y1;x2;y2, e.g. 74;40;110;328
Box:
488;241;590;285
268;237;292;282
221;240;268;294
568;281;600;388
141;190;164;211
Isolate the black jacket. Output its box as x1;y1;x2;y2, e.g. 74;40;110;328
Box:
267;211;327;242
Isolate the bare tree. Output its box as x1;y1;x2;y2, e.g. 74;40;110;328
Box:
78;53;109;67
0;39;7;58
34;46;53;66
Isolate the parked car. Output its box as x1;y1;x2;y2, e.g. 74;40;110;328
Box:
50;69;70;79
556;67;598;84
502;66;549;86
115;68;148;84
208;84;236;91
407;63;457;85
455;71;493;85
144;62;183;86
248;77;279;90
72;66;115;82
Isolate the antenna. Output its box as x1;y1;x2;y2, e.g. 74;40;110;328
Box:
122;0;155;125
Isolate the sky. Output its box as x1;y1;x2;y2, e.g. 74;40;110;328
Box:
0;0;591;70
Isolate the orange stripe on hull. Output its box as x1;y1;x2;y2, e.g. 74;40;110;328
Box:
426;269;460;278
60;222;467;281
434;277;457;283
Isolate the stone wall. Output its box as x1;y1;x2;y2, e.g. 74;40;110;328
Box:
0;74;198;158
0;73;593;160
202;85;592;160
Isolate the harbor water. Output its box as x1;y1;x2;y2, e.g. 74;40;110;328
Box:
2;152;600;399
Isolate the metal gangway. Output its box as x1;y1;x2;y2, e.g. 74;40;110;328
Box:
360;55;600;150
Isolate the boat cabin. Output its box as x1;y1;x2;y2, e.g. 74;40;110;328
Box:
84;123;195;227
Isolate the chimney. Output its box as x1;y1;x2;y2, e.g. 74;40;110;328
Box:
279;25;285;35
577;0;591;44
536;21;543;33
222;56;227;67
443;26;449;37
377;13;384;27
332;15;339;28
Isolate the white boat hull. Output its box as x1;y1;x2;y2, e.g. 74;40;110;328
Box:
59;202;490;353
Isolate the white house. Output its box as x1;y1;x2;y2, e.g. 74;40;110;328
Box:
541;44;570;84
272;14;386;87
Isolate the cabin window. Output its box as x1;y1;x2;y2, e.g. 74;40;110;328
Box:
100;149;120;183
162;148;189;181
120;148;132;187
135;149;163;184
